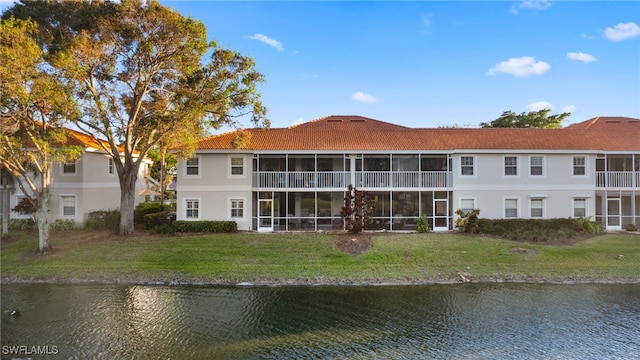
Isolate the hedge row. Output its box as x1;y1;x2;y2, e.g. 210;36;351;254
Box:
171;220;238;233
134;202;170;224
476;217;603;242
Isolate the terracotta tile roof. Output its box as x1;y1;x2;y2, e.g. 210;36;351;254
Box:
195;115;640;152
63;127;111;150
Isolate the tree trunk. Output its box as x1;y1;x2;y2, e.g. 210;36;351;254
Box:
1;171;9;237
2;186;9;237
119;169;137;235
160;150;166;205
36;194;51;253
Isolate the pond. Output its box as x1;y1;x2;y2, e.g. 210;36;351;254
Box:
2;283;639;359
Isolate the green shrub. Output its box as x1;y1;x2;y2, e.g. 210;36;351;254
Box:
49;219;78;231
142;211;171;230
477;217;603;242
84;210;120;232
134;202;169;224
171;220;238;233
8;218;35;230
150;223;176;235
416;215;430;233
571;217;603;234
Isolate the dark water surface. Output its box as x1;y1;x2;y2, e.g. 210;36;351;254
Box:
2;283;639;359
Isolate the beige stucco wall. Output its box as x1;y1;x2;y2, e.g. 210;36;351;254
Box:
452;152;597;220
176;152;253;230
9;151;150;224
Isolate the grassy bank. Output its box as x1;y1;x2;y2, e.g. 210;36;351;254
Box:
1;231;639;284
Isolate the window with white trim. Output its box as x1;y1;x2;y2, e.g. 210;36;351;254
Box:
185;199;199;219
61;195;76;217
573;198;587;217
185;157;199;176
505;198;518;218
230;199;244;218
460;156;475;176
504;156;518;176
230;157;244;176
573;156;586;176
108;158;114;175
530;156;543;176
460;198;475;214
530;198;544;218
62;160;76;175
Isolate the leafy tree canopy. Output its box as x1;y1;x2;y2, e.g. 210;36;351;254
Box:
480;109;571;129
3;0;269;234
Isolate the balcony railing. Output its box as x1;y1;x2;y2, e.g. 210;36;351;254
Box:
596;171;640;188
253;171;350;189
253;171;452;189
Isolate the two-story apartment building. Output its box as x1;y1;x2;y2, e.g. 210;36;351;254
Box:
175;115;640;232
1;128;154;225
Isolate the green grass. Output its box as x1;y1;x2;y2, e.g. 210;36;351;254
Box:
2;231;639;284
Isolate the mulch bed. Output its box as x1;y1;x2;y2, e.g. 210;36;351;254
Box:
333;233;372;255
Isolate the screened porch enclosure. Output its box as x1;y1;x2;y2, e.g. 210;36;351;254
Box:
251;190;453;232
596;154;640;188
595;191;640;230
252;153;453;190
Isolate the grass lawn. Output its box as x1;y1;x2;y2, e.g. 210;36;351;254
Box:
1;230;639;284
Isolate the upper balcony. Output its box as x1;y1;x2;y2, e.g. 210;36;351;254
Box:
596;171;640;188
252;170;452;189
596;155;640;189
253;153;453;190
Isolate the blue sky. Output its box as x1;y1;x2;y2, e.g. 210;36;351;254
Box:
2;0;639;129
159;0;640;129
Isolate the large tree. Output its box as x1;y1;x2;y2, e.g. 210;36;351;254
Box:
480;109;571;129
5;0;268;235
0;17;82;252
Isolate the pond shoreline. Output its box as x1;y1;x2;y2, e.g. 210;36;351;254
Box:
3;275;640;287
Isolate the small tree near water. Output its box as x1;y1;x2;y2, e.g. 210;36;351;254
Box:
340;184;375;234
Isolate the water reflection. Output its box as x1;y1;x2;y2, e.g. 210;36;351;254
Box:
2;284;639;359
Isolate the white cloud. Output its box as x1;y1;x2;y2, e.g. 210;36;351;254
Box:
291;118;305;127
580;33;594;40
526;101;554;112
562;105;577;113
486;56;551;77
421;12;433;27
604;22;640;42
352;91;382;104
248;34;284;51
567;52;597;63
511;0;551;15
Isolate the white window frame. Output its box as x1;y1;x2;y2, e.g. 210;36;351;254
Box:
60;194;77;218
504;156;518;177
504;197;519;219
530;198;544;218
573;198;587;218
184;198;200;220
229;198;245;219
460;156;475;177
61;160;77;176
572;156;587;177
229;156;245;178
184;156;200;178
529;156;544;177
108;157;115;176
459;197;476;214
